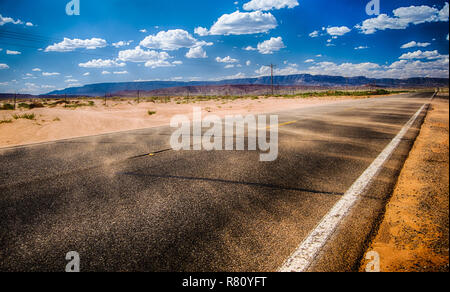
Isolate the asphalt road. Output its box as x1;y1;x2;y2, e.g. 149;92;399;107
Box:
0;92;432;272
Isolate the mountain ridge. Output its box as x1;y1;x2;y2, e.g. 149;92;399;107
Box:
46;74;449;96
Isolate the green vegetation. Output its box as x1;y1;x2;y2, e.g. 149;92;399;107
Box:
64;101;95;108
18;102;45;109
0;119;12;124
148;110;157;116
12;113;35;120
0;103;15;110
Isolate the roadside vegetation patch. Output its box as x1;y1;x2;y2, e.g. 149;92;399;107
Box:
12;113;36;120
0;119;13;124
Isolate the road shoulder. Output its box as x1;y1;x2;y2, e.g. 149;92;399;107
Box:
360;97;449;272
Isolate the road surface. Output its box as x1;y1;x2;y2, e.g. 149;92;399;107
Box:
0;92;432;272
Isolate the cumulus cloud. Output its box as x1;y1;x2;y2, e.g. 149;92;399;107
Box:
45;38;107;52
356;2;449;34
256;64;300;76
216;56;239;63
117;46;180;68
0;63;9;69
243;0;299;11
326;26;351;36
256;37;285;54
140;29;212;51
399;50;445;60
6;50;21;55
32;68;41;72
118;46;169;62
79;59;126;68
42;72;60;76
186;46;207;59
112;40;133;48
304;59;315;63
400;41;431;49
309;30;319;38
195;11;277;36
0;14;23;26
113;71;128;74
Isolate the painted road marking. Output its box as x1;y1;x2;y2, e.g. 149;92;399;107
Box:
278;103;428;272
267;120;298;129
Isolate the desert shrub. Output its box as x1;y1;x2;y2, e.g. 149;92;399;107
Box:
0;104;15;110
12;113;35;120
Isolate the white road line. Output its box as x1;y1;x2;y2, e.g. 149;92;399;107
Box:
279;102;428;272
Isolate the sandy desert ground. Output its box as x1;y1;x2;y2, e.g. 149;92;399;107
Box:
0;95;378;148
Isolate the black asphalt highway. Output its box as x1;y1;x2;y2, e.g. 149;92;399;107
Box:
0;92;432;272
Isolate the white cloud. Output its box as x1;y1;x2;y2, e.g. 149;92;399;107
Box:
194;27;210;37
83;72;90;76
186;46;207;59
256;64;301;76
140;29;147;33
354;46;369;50
243;0;299;11
225;64;236;69
6;50;21;55
216;56;239;63
45;38;107;52
79;58;126;68
112;40;133;48
102;71;111;75
0;63;9;69
65;79;78;83
356;3;449;34
244;46;257;51
304;59;315;63
246;60;252;66
140;29;212;51
0;14;23;26
195;11;277;36
118;46;177;69
113;71;128;74
400;41;431;49
25;22;34;27
399;50;444;60
172;61;183;65
256;36;285;54
144;59;175;69
32;68;41;72
326;26;351;36
309;30;319;38
42;72;60;76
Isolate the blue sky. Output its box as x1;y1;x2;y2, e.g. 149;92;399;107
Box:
0;0;448;94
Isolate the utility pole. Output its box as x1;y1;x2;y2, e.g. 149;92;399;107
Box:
137;90;140;104
266;64;276;96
